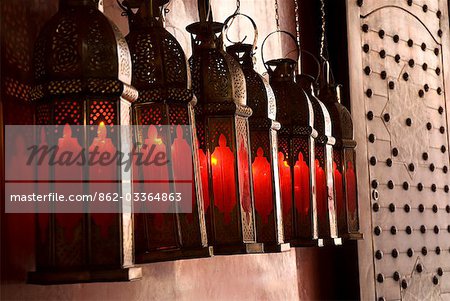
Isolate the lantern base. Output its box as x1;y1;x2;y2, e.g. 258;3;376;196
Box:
320;237;343;246
214;242;264;255
340;232;364;240
262;242;291;253
136;246;214;263
27;267;142;285
290;238;324;248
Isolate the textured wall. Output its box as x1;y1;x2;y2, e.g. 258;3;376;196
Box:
346;0;450;300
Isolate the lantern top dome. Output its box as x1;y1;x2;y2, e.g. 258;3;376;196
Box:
319;85;354;142
227;43;276;121
32;0;135;102
267;58;314;131
318;62;354;142
186;23;247;106
125;1;192;103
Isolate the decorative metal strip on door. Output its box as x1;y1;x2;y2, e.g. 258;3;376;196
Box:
357;1;450;300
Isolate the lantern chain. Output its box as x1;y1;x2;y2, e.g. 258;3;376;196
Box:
319;0;326;61
294;0;300;49
274;0;280;31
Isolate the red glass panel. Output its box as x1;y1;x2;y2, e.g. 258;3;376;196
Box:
171;125;194;210
333;160;344;222
37;127;50;244
89;122;117;238
211;134;237;224
143;125;171;223
198;146;210;212
252;147;273;224
315;158;327;234
55;124;83;242
294;152;310;224
345;156;358;230
278;151;292;239
238;137;252;215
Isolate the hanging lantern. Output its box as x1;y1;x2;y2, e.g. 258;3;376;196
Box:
318;61;362;240
262;30;320;247
122;0;212;262
186;0;263;254
28;0;141;284
225;14;288;252
296;68;341;246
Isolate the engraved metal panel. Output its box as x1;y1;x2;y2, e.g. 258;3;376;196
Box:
348;1;450;300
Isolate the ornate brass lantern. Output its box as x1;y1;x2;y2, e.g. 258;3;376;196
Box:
123;0;212;262
225;14;288;252
186;0;263;254
318;62;362;240
28;0;141;284
296;68;341;246
263;31;319;246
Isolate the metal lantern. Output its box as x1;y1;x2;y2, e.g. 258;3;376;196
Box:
263;31;319;247
186;0;263;255
28;0;141;284
123;0;212;262
296;71;341;246
225;14;288;252
318;62;362;240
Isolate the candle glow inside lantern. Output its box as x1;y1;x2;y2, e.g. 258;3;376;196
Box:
225;14;288;252
263;31;319;246
318;62;362;240
186;0;263;254
28;0;141;284
123;0;212;262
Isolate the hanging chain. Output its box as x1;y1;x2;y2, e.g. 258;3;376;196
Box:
319;0;326;60
294;0;300;49
274;0;280;31
236;0;240;13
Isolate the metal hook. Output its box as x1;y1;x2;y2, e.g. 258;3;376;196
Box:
261;30;299;72
222;13;258;52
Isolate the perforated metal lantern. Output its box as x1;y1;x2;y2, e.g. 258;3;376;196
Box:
124;0;212;262
227;28;288;252
263;32;319;247
318;62;362;241
28;0;141;284
297;73;341;246
186;0;263;255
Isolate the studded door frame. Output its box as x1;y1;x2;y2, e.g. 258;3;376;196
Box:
347;0;450;300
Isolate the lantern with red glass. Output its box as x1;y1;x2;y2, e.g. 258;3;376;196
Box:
122;0;212;262
225;14;288;252
262;31;319;247
296;65;341;246
28;0;141;284
186;0;263;254
318;61;362;240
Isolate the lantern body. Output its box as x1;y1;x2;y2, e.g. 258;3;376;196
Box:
186;21;262;254
227;44;288;252
319;84;362;240
28;0;141;284
125;3;211;262
267;59;319;246
297;75;341;245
